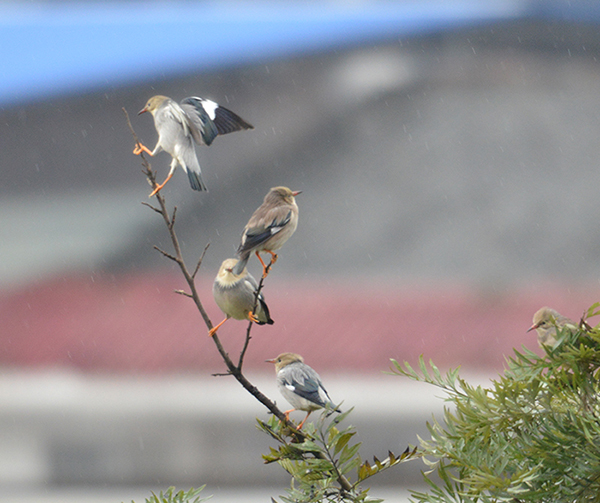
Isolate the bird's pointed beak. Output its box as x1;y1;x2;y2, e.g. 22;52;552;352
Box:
265;358;276;364
138;107;147;115
527;323;538;333
292;190;302;197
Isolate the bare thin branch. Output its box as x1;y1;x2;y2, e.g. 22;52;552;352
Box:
238;266;270;370
153;245;178;263
141;201;162;214
170;205;177;229
123;107;143;154
123;107;161;194
239;326;253;370
123;107;354;493
192;243;210;279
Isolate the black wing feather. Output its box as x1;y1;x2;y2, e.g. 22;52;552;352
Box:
213;106;254;135
239;211;292;254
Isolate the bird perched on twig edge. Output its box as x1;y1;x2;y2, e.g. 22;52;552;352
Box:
267;352;340;429
233;186;300;277
134;95;253;196
528;306;579;347
209;258;273;337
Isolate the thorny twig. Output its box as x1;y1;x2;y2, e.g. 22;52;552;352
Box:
124;107;353;492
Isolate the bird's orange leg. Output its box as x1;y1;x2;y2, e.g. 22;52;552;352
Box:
256;251;279;278
283;408;295;421
149;172;174;197
208;317;228;337
297;411;312;429
255;252;268;270
133;143;153;156
266;250;278;264
247;312;260;323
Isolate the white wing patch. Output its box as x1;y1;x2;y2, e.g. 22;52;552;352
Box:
199;98;219;120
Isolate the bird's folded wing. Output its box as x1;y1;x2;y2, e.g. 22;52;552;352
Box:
242;209;292;250
243;274;260;292
284;367;327;407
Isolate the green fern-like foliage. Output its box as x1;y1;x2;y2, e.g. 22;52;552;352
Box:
392;304;600;502
258;407;418;503
127;486;210;503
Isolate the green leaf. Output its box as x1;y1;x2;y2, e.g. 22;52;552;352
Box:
339;441;361;466
333;432;355;455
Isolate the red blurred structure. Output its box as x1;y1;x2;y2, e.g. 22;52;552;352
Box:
1;273;596;375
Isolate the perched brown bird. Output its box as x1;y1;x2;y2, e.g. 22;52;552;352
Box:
233;186;301;277
134;95;253;196
267;352;340;429
528;307;578;347
209;258;273;337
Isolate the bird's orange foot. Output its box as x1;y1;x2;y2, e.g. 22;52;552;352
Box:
149;184;164;197
148;173;174;197
248;312;260;323
133;143;153;156
209;318;228;337
260;252;278;278
297;412;312;429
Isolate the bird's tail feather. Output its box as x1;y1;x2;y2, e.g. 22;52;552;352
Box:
187;169;208;191
325;402;342;417
232;254;249;276
256;297;274;325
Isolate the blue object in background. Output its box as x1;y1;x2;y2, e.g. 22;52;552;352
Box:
0;1;525;107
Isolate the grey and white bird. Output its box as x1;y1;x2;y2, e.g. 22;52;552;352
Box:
134;95;253;196
233;186;300;277
527;306;578;347
209;258;273;337
267;352;339;429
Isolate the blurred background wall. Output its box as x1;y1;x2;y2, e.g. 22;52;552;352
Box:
1;1;600;501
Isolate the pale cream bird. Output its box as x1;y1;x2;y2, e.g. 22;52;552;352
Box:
134;95;253;196
527;306;578;347
209;258;273;337
233;186;301;277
